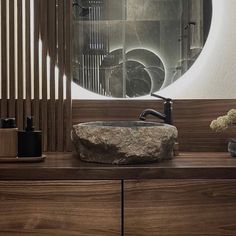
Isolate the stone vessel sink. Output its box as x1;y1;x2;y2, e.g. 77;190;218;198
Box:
71;121;178;165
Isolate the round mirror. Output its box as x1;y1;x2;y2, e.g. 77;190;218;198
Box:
72;0;212;98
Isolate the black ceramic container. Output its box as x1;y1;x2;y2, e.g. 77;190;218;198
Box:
228;139;236;157
18;117;42;157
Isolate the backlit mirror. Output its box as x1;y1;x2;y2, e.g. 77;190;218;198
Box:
72;0;212;98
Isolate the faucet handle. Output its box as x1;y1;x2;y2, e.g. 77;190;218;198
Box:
151;93;172;102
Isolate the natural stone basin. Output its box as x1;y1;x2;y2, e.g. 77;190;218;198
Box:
71;121;178;165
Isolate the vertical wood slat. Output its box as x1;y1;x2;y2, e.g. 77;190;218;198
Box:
33;0;40;130
9;0;16;118
48;0;56;151
25;0;31;117
1;0;7;117
0;0;72;152
40;0;48;151
57;0;65;151
64;0;72;151
17;0;24;130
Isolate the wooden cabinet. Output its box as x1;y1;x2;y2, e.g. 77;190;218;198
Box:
0;181;121;236
1;153;236;235
124;180;236;236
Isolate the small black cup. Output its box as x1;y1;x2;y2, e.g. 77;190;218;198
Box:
228;139;236;157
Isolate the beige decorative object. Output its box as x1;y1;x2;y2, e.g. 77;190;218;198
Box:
210;109;236;132
71;121;178;165
0;129;18;158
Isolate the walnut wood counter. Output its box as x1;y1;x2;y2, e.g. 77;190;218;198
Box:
1;153;236;236
1;152;236;180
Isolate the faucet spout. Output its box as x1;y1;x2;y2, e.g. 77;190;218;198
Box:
139;109;166;121
139;94;173;124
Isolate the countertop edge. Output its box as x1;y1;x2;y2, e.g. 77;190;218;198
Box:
1;152;236;180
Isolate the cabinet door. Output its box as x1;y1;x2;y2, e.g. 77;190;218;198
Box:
125;180;236;236
0;181;121;236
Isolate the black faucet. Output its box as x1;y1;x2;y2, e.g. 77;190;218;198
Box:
139;94;173;125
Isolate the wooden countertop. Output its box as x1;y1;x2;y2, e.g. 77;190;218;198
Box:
1;152;236;180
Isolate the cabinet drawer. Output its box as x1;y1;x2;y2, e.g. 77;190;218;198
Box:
0;181;121;236
125;180;236;236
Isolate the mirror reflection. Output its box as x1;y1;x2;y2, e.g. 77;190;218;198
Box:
73;0;212;98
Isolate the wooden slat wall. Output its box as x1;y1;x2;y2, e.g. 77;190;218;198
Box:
64;0;72;151
25;0;31;117
57;0;65;152
1;0;7;118
8;0;15;117
40;0;48;151
33;0;40;130
17;0;24;130
48;0;56;151
0;0;72;152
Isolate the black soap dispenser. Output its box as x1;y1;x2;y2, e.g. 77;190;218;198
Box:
18;117;42;157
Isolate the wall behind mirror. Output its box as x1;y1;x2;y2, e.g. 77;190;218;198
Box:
72;0;212;99
159;0;236;99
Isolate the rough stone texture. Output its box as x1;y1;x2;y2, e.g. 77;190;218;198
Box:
71;121;178;165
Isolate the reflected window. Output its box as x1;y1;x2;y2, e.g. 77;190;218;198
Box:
73;0;212;98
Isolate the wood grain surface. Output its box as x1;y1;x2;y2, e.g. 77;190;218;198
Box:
0;181;121;236
72;99;236;152
0;129;17;157
64;0;72;151
1;0;7;117
8;0;16;118
25;0;32;117
33;0;40;131
0;155;46;163
17;0;24;130
47;0;56;151
40;0;48;152
0;0;72;152
124;180;236;236
1;152;236;180
57;0;65;152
